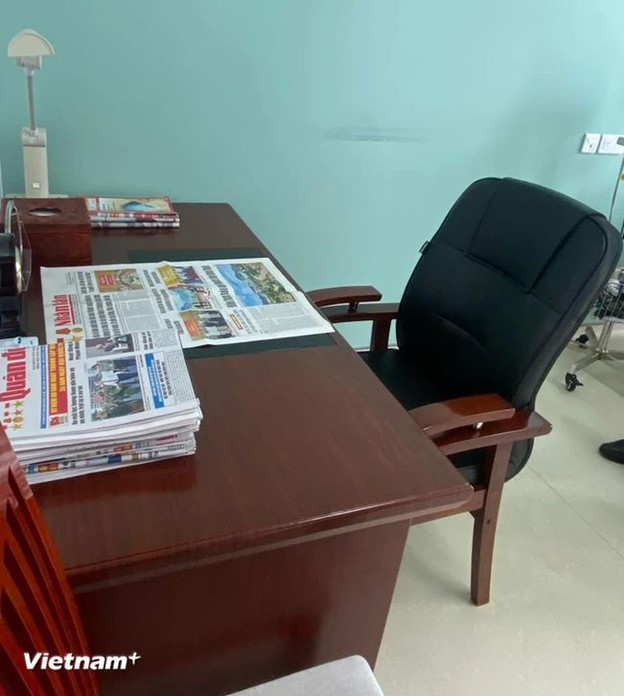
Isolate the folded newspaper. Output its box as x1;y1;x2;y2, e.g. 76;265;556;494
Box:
0;329;202;484
41;257;334;348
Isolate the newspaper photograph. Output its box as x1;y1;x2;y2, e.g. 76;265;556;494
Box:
41;257;334;348
0;329;199;446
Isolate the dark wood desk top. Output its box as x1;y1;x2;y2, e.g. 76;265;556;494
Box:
25;204;471;588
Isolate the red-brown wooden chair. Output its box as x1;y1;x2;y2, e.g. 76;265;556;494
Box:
0;427;98;695
309;177;622;605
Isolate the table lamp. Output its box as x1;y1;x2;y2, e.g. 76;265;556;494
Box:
7;29;55;197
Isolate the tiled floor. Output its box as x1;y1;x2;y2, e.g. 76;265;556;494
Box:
375;338;624;696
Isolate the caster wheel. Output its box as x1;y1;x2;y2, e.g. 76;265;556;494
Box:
575;334;590;345
565;372;583;392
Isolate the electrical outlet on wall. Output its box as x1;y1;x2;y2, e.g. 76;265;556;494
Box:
581;133;601;153
598;134;624;155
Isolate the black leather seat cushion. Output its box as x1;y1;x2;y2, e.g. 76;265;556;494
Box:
360;349;452;410
361;348;533;484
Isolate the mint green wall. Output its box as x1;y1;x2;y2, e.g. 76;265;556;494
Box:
2;1;624;344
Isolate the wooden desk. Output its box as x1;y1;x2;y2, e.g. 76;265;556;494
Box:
25;204;471;695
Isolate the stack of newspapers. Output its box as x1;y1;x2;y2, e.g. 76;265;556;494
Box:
86;196;180;228
0;329;201;484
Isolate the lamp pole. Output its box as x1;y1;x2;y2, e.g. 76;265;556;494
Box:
7;29;55;197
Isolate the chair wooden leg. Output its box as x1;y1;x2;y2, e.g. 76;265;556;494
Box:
369;319;392;351
470;442;513;606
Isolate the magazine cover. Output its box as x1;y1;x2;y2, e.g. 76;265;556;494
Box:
86;196;177;219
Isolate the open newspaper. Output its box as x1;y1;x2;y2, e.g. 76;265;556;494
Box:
42;257;334;348
1;329;202;484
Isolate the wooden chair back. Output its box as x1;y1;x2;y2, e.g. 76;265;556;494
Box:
0;428;98;695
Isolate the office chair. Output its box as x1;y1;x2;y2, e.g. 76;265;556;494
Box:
309;177;622;605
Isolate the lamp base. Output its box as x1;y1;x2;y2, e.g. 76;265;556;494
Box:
21;126;49;197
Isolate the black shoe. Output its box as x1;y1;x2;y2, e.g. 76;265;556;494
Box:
599;440;624;464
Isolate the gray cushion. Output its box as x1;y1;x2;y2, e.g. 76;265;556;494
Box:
228;656;384;696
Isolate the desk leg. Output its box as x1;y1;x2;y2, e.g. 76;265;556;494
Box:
75;520;410;696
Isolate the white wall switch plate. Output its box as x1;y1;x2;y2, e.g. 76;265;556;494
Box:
581;133;601;153
598;134;624;155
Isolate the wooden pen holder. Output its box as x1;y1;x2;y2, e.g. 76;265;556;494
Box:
12;197;92;274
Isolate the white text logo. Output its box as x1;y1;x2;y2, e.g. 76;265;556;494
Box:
24;652;141;670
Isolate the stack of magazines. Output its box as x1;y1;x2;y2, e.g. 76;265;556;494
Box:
1;329;201;484
86;196;180;228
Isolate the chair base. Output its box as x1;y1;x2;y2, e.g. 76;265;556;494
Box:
567;322;624;390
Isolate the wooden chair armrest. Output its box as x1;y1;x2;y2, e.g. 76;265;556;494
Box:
320;303;400;352
308;290;398;352
409;394;516;437
308;286;382;309
320;302;399;324
434;409;552;456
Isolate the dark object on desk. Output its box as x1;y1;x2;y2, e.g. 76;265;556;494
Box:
0;427;98;696
309;176;623;605
0;200;31;338
13;197;92;275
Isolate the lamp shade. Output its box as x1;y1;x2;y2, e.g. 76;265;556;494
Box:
8;29;54;59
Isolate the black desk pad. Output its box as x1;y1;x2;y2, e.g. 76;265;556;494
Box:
127;248;336;359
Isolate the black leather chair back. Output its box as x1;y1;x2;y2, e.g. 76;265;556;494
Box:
397;177;622;410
